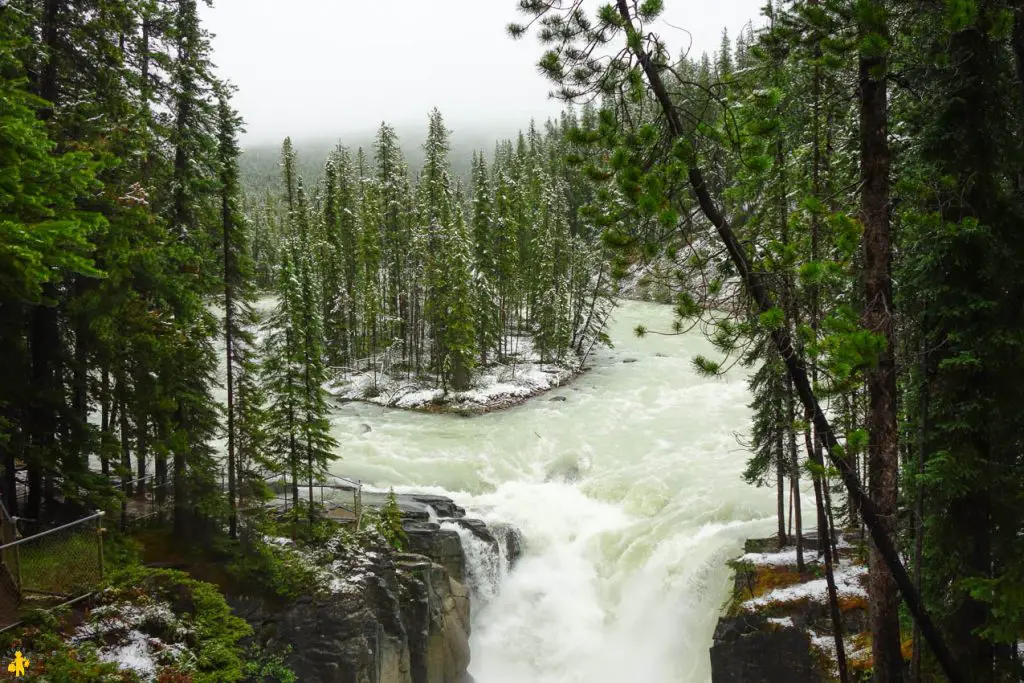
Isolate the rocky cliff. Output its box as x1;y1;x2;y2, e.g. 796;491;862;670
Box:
232;493;520;683
709;535;872;683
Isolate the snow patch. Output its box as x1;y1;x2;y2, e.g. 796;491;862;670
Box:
98;631;158;677
736;548;818;567
73;601;192;681
741;561;867;610
324;339;579;411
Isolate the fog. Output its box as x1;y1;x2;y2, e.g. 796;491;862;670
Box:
201;0;766;146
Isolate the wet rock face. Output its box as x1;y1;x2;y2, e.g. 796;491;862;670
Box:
404;521;467;584
231;541;411;683
234;494;523;683
395;553;471;683
710;614;823;683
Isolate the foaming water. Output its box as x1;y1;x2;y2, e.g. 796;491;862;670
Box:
327;301;777;683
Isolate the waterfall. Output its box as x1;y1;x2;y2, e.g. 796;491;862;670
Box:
327;301;785;682
442;522;506;609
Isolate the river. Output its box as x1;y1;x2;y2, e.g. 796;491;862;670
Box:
324;300;777;683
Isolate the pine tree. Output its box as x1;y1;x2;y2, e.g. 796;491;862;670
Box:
469;152;500;364
216;83;247;539
0;12;103;514
443;191;478;391
262;242;303;511
374;123;411;357
294;180;338;523
165;0;222;537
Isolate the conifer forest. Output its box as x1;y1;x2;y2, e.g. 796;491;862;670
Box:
1;0;1023;682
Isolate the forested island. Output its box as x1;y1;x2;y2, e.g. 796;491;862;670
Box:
1;0;1023;682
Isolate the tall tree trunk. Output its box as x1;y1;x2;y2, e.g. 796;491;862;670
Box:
71;302;89;468
100;366;111;476
1012;2;1024;190
777;431;786;548
911;333;927;683
289;413;298;512
118;378;133;498
611;3;963;679
172;405;187;539
859;18;903;682
224;191;238;540
785;380;804;571
154;430;167;509
26;0;64;522
306;431;314;525
28;301;58;521
777;122;804;573
134;401;148;499
809;9;829;546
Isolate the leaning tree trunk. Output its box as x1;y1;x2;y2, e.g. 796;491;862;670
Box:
612;2;963;680
805;420;850;683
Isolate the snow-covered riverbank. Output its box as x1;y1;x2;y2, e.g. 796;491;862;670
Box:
324;336;584;414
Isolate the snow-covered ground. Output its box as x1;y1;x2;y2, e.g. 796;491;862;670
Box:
729;533;872;678
72;600;192;679
324;337;579;413
736;534;868;611
740;559;868;610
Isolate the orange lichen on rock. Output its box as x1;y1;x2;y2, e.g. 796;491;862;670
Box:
848;631;874;671
837;594;868;612
751;567;803;598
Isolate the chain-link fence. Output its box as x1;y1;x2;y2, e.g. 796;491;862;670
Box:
271;475;364;527
115;474;173;531
0;511;105;630
0;504;20;630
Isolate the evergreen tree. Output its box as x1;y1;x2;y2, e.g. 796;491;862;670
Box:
216;83;248;540
0;12;103;513
261;242;303;510
469;152;500;364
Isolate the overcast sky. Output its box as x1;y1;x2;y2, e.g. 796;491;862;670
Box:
200;1;766;145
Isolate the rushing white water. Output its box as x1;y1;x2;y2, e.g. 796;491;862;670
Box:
324;300;779;683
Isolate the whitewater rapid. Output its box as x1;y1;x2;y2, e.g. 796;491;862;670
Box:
324;300;778;683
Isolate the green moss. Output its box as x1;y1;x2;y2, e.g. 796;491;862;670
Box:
105;567;253;682
0;566;270;682
221;538;321;601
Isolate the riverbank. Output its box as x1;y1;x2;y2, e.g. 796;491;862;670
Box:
324;339;586;415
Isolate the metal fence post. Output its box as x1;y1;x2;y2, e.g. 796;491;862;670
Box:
96;514;105;583
13;543;21;595
355;480;362;531
120;480;128;532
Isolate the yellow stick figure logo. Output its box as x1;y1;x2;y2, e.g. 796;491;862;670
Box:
7;651;29;677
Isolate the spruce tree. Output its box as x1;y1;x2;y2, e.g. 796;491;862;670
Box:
216;83;247;539
469;152;500;364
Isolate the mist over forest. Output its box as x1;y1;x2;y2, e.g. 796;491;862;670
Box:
241;121;546;193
